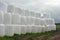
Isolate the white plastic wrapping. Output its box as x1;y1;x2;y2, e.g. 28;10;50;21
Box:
0;2;8;13
31;17;36;25
0;24;5;36
44;18;55;25
7;5;14;13
5;24;14;36
47;25;56;31
40;13;50;18
29;11;35;17
51;25;56;30
21;25;27;34
24;10;30;16
0;11;4;24
41;25;46;32
43;13;50;18
0;1;56;36
32;25;39;33
19;16;22;25
26;16;35;25
12;14;20;24
14;7;22;14
35;13;41;18
26;25;32;33
40;19;46;26
35;18;40;25
3;13;12;24
38;25;43;33
45;25;51;31
26;17;31;25
14;25;21;34
35;18;46;26
20;9;25;16
21;16;27;25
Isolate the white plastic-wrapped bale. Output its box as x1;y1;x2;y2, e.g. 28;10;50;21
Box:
45;25;52;31
35;13;41;18
14;25;21;34
29;11;35;17
7;5;14;13
38;25;43;33
36;25;44;33
40;19;51;32
0;11;4;24
31;17;36;25
0;2;8;13
24;10;30;16
31;25;40;33
23;16;27;25
12;14;20;24
31;25;41;33
40;19;46;26
0;24;5;37
20;9;25;16
51;25;56;30
46;25;56;31
40;13;50;18
14;7;22;15
21;16;27;25
35;18;46;26
21;25;27;34
5;24;14;36
26;16;35;25
19;16;22;25
44;18;55;25
43;13;50;18
26;25;32;33
26;17;31;25
3;13;12;24
35;18;41;25
41;25;46;32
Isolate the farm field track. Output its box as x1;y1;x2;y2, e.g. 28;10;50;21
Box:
0;24;60;40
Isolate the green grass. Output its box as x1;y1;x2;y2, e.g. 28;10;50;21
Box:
56;25;60;29
0;25;60;40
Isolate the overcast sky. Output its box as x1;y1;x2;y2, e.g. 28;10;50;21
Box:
1;0;60;23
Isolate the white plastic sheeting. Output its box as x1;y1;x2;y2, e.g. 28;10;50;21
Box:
0;11;4;24
46;25;56;31
40;13;50;18
0;24;5;36
21;25;27;34
7;5;14;13
26;16;35;25
0;1;56;37
14;25;21;34
44;18;55;25
3;13;12;24
29;11;36;17
21;16;27;25
14;7;23;15
12;14;20;24
26;25;32;33
32;25;42;33
5;24;14;36
0;1;8;13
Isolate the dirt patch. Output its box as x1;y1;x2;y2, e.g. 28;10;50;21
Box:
33;35;48;40
48;35;60;40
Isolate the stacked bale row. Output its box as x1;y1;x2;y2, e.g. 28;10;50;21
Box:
0;1;56;36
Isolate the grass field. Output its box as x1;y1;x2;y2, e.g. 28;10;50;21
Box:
0;25;60;40
56;25;60;29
